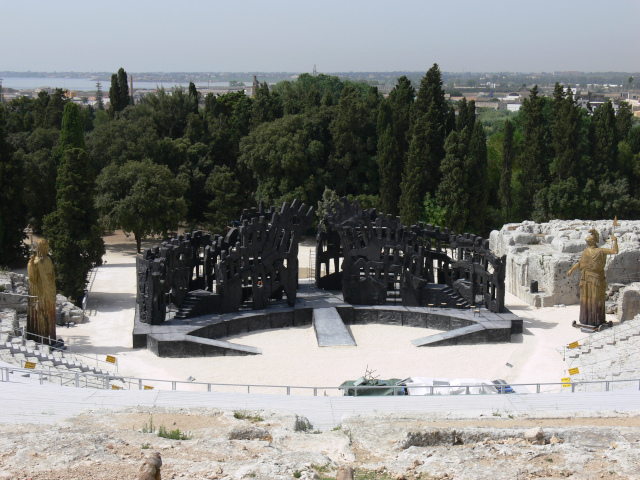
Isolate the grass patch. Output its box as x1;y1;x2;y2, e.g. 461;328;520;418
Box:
142;415;155;433
313;463;331;473
354;469;433;480
233;410;264;422
141;442;150;449
293;471;301;478
157;425;192;440
140;415;192;440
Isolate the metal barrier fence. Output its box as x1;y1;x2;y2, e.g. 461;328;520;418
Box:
2;366;639;397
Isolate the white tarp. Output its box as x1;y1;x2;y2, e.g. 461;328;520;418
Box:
401;377;499;395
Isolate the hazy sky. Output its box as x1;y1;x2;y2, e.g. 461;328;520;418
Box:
2;0;639;73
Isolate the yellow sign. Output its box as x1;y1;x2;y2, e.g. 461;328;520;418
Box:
143;385;154;390
561;377;571;387
569;367;580;375
568;341;579;349
111;385;121;390
24;361;36;369
106;355;116;364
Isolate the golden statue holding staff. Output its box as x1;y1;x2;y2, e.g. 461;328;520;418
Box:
27;239;57;344
567;224;618;327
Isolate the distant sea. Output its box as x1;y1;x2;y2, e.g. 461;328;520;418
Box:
1;77;230;91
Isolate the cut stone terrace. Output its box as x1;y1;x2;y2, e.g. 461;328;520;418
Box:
133;281;523;358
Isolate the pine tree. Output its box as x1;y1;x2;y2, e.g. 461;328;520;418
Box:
437;131;468;233
500;119;514;222
0;106;28;265
43;148;104;304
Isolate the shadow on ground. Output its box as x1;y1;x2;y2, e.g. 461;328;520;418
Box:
87;292;136;313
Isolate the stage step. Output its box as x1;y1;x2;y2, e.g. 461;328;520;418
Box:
313;307;356;347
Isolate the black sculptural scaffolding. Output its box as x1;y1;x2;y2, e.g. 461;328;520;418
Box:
136;200;313;325
315;198;506;313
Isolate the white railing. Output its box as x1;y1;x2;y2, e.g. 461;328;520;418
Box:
2;366;639;397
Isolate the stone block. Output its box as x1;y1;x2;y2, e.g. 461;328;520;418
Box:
227;316;250;336
618;283;640;321
378;310;402;325
293;307;312;326
449;317;473;329
427;314;450;330
248;314;270;332
486;327;511;343
355;309;378;324
403;310;426;327
207;322;229;339
336;306;355;324
269;311;293;329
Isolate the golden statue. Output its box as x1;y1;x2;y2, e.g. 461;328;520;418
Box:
27;239;57;343
567;228;618;326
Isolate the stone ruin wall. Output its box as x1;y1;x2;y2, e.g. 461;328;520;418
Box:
490;219;640;321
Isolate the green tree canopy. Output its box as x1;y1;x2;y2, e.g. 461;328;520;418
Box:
239;108;333;206
95;159;187;252
0;105;28;265
204;165;245;235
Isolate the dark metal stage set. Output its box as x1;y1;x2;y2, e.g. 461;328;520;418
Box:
134;199;521;357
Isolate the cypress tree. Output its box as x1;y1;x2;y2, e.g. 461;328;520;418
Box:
109;67;130;115
550;87;583;181
516;85;547;220
413;63;448;124
617;101;634;141
377;124;402;216
58;103;86;153
437;131;469;233
188;81;200;114
465;122;488;233
95;81;104;111
387;75;414;155
445;105;456;136
456;97;469;132
118;68;130;107
0;106;28;265
399;114;438;225
500;119;515;222
590;100;618;179
43;148;104;304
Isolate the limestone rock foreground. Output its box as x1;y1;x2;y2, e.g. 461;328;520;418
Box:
490;220;640;313
0;407;638;480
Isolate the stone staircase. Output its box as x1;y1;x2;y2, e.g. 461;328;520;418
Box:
174;290;219;320
560;315;640;392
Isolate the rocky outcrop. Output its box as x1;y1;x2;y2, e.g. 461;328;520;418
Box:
490;220;640;312
0;272;83;325
1;407;639;480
